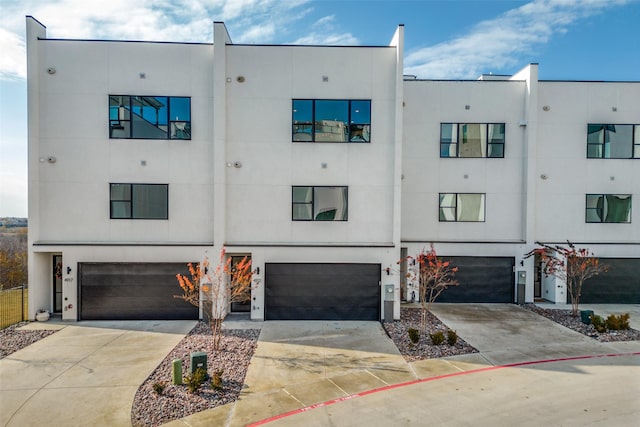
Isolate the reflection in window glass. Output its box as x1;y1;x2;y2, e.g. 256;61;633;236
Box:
586;194;631;223
587;124;634;159
292;100;370;142
439;193;485;222
292;186;348;221
110;184;168;219
440;123;504;158
109;95;191;140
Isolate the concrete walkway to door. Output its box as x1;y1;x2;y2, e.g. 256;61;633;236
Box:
0;320;195;427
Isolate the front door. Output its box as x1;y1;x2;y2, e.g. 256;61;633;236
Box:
230;255;251;313
53;255;63;313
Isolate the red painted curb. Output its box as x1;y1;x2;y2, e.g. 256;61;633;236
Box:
247;352;640;426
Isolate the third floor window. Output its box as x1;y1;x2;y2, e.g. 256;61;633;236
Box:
292;99;371;143
587;124;639;159
109;95;191;140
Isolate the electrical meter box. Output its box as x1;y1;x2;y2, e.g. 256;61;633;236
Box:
190;351;207;374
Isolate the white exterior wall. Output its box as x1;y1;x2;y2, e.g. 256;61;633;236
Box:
401;80;528;243
536;82;640;246
224;45;398;245
32;39;215;244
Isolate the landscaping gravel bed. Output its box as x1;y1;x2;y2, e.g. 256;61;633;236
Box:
523;304;640;341
0;321;57;359
382;307;478;362
131;322;259;427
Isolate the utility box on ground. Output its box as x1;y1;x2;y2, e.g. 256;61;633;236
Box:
190;351;207;374
384;284;394;322
517;271;526;305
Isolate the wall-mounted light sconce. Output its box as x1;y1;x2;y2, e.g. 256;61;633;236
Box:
255;267;260;275
203;266;208;274
47;67;56;75
540;174;548;180
542;105;551;111
411;259;416;266
322;75;329;82
66;266;72;274
385;267;391;276
464;105;471;110
612;107;617;112
519;260;524;267
518;120;527;127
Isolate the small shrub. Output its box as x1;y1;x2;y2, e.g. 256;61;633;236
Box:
446;329;458;346
407;328;420;344
211;369;224;390
590;314;607;333
430;331;445;345
185;367;207;393
152;381;166;395
605;313;630;330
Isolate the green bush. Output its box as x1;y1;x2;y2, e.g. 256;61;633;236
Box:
430;331;445;345
446;329;458;346
408;328;420;344
152;381;166;395
185;368;207;393
605;313;630;330
590;314;607;333
211;369;224;391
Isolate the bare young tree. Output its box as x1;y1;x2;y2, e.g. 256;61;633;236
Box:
403;244;459;333
525;241;607;317
175;248;258;351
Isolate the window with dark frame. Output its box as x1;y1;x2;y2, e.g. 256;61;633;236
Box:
109;95;191;140
587;124;639;159
292;186;348;221
585;194;631;223
110;184;168;219
292;100;371;142
440;123;505;158
439;193;486;222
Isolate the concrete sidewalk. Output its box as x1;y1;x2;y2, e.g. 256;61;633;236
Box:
0;320;195;427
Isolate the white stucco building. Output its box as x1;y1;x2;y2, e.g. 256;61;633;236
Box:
26;17;639;322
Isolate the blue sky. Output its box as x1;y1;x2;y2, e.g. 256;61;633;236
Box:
1;0;639;217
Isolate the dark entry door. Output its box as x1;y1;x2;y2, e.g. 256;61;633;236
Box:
79;262;198;320
53;255;63;313
265;263;380;320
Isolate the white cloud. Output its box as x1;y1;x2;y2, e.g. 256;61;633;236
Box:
0;0;318;80
405;0;630;79
290;14;358;45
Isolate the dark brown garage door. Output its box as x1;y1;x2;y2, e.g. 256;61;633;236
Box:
575;258;640;304
79;263;199;320
435;257;515;303
265;263;380;320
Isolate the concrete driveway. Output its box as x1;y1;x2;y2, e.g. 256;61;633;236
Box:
0;320;195;427
168;304;640;426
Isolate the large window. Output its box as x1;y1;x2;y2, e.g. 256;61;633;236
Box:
587;124;639;159
439;193;485;222
292;186;348;221
586;194;631;223
110;184;168;219
109;95;191;140
441;123;505;158
292;100;371;142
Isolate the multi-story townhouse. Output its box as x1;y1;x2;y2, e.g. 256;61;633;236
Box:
25;17;639;322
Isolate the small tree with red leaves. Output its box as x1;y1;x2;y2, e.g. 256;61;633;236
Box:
525;242;607;317
403;244;459;332
175;248;257;351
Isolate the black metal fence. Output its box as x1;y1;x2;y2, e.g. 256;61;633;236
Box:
0;285;27;329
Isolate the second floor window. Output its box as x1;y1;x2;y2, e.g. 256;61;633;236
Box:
441;123;505;158
292;100;371;142
439;193;486;222
292;186;348;221
109;95;191;140
587;124;639;159
586;194;631;223
110;183;168;219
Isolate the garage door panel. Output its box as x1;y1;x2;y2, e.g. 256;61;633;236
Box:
80;262;198;320
265;263;380;320
579;258;640;304
436;257;514;303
